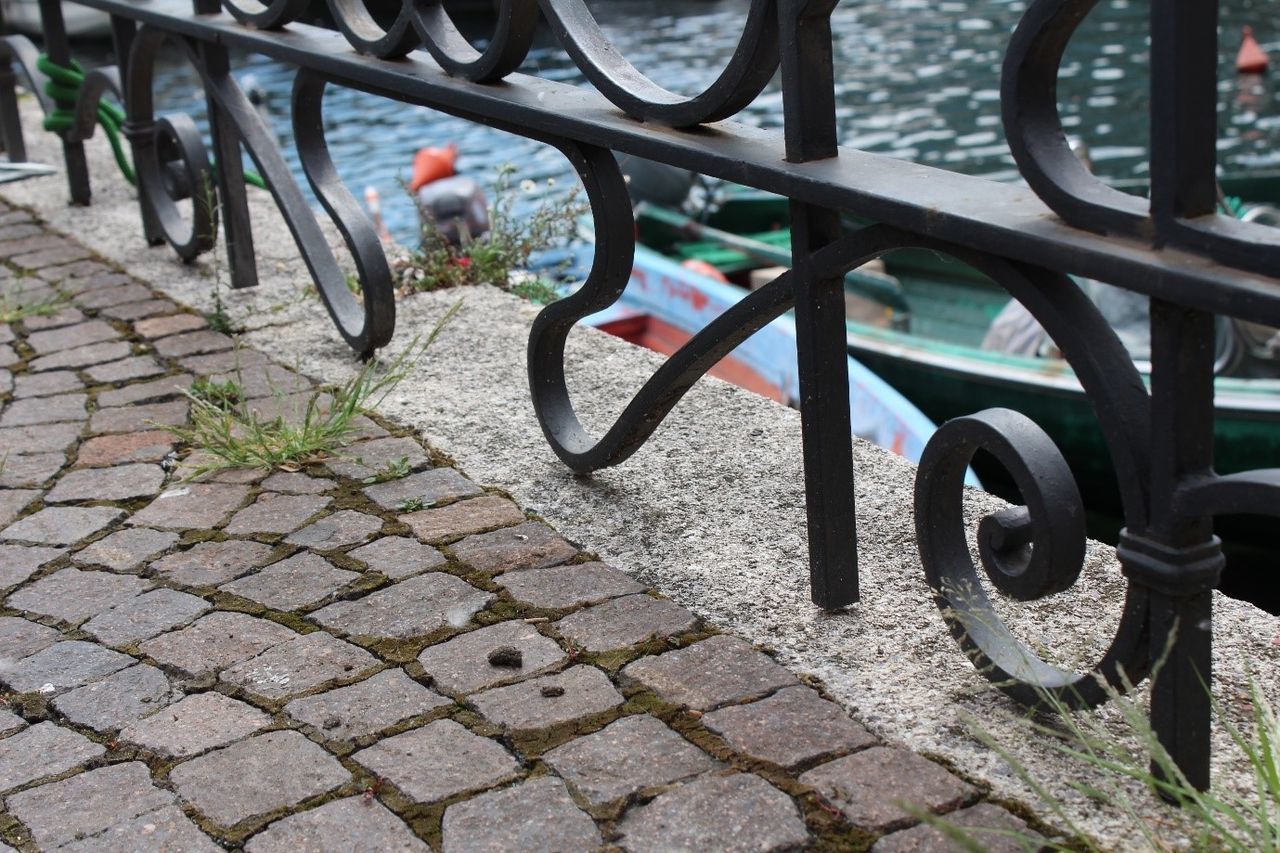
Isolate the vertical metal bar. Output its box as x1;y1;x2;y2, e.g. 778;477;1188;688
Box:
1143;298;1219;793
0;63;26;162
36;0;90;204
779;0;857;609
111;14;162;245
1149;0;1218;229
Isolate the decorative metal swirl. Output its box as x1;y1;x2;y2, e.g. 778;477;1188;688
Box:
222;0;310;30
125;28;394;353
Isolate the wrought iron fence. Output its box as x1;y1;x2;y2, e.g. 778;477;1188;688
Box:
2;0;1278;794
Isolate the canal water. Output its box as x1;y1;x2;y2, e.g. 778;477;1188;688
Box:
141;0;1280;245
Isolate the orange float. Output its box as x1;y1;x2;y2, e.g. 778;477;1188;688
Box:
410;144;458;192
1237;25;1269;75
680;258;728;282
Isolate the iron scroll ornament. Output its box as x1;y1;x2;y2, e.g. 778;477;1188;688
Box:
124;28;396;354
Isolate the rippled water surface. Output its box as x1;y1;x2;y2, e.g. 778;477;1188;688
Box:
143;0;1280;244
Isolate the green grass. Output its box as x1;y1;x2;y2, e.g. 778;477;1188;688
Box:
163;301;460;478
0;288;68;324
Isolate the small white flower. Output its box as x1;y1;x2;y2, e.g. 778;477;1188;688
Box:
546;177;556;187
520;179;536;193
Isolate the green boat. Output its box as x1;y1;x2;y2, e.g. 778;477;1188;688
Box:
633;174;1280;517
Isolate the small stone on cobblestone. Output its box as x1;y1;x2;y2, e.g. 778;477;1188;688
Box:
224;493;332;535
2;639;135;694
352;719;519;804
128;483;250;529
30;340;131;372
701;686;876;770
0;721;104;793
616;772;809;852
0;543;63;588
348;536;445;579
871;802;1041;853
220;551;358;611
46;462;165;503
261;471;333;494
286;509;383;549
246;797;428;853
54;805;222;853
0;422;81;453
141;612;296;682
12;369;82;398
310;572;492;640
555;594;698;652
284;667;449;744
89;397;187;432
451;521;577;574
221;630;379;702
622;636;797;710
0;392;86;426
26;319;119;355
83;588;210;646
150;539;275;587
96;373;194;408
401;495;526;543
0;616;59;665
154;329;235;358
7;764;174;850
441;776;600;853
363;468;483;510
134;313;207;339
325;437;430;480
416;621;567;696
76;430;176;466
73;528;178;572
799;747;975;833
7;568;147;624
1;505;123;545
0;452;64;488
500;561;644;610
0;490;38;529
121;691;271;758
51;663;181;731
170;730;351;829
543;714;718;806
469;665;623;734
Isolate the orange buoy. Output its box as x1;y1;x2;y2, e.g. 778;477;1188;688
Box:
681;258;728;283
410;143;458;192
1237;25;1269;75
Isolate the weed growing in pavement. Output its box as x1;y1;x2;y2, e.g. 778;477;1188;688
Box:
162;301;461;477
397;497;426;512
188;377;242;411
0;288;68;324
362;455;411;485
197;175;238;335
392;165;586;303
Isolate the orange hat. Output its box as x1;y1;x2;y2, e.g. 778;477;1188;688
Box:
410;144;458;192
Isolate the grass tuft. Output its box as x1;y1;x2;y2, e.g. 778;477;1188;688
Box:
0;288;68;324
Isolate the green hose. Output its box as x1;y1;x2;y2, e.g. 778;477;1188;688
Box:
36;53;265;191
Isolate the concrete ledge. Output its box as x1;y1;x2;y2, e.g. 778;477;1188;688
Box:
6;98;1279;847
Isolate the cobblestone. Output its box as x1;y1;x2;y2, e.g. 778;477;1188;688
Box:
21;305;85;330
96;373;194;408
89;397;187;431
12;243;92;270
85;354;167;384
0;616;59;666
0;721;104;793
799;747;975;833
261;471;333;494
150;539;275;587
30;340;131;372
310;572;492;640
2;505;123;544
702;685;875;770
83;588;210;647
616;772;810;852
11;369;82;397
134;312;207;339
121;691;271;758
871;802;1040;852
2;639;135;694
363;468;483;510
76;431;176;466
622;636;797;710
0;422;81;453
349;535;446;579
36;259;110;284
224;493;332;535
497;562;643;611
26;319;119;354
0;710;25;737
416;620;568;696
325;436;430;480
141;612;296;682
46;462;165;503
208;363;311;397
51;663;181;731
451;521;577;574
220;551;359;611
73;528;178;571
76;282;154;309
441;776;600;853
401;495;526;542
544;714;720;806
7;568;147;624
555;594;699;652
170;730;351;829
285;509;383;549
0;543;63;588
352;719;520;804
128;483;251;529
0;392;86;426
177;347;267;374
220;630;380;702
0;490;38;529
0;452;69;487
99;298;174;321
246;797;428;853
154;329;235;358
55;806;222;853
5;762;172;849
470;665;623;734
284;667;450;744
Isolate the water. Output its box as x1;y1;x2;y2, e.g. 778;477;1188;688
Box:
135;0;1280;246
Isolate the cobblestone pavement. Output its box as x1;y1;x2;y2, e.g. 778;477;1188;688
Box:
0;201;1048;851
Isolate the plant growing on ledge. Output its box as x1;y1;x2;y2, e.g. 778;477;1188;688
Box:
393;165;586;304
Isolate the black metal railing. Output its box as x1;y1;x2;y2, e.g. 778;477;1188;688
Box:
3;0;1278;794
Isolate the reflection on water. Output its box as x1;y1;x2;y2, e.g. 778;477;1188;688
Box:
139;0;1277;245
